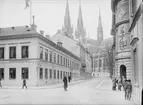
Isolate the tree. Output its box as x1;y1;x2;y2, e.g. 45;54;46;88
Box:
105;45;114;78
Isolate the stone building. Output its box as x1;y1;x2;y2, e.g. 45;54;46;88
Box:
0;23;81;86
128;0;143;104
51;0;92;78
87;10;113;77
111;0;132;79
111;0;143;104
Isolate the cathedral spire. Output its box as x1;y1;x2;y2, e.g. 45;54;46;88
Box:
75;0;86;43
62;0;73;38
97;8;103;45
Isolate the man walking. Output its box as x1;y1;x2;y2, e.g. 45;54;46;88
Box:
63;74;68;91
0;78;2;87
68;76;71;83
126;79;132;100
22;79;27;89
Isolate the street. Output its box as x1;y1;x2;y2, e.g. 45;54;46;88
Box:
0;77;134;105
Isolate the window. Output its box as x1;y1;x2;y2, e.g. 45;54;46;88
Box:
40;47;43;59
63;57;65;66
54;53;56;63
60;56;62;65
45;69;48;79
39;68;43;79
9;47;16;59
65;58;67;67
9;68;16;79
60;71;62;79
21;46;28;58
57;70;59;79
0;47;4;59
67;59;69;67
57;54;60;64
99;59;102;67
21;68;28;79
54;70;56;79
49;51;52;62
133;48;138;84
0;68;4;79
45;49;48;61
50;69;52;79
69;60;71;67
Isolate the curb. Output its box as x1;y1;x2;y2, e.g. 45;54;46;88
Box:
0;79;91;90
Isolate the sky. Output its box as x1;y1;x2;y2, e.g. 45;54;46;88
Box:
0;0;112;40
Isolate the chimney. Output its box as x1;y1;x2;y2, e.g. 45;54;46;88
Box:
45;35;50;38
57;39;62;47
40;30;44;36
31;15;37;31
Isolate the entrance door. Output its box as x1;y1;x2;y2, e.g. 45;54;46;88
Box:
120;65;126;79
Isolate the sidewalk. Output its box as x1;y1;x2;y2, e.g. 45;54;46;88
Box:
96;78;135;105
0;79;88;90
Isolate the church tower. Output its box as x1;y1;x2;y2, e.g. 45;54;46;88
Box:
62;0;73;39
75;0;86;44
97;9;103;45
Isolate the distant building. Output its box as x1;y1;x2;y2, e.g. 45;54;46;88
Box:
0;23;81;86
87;10;113;76
51;0;92;79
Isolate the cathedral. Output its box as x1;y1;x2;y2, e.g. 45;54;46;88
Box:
51;0;113;77
87;10;113;76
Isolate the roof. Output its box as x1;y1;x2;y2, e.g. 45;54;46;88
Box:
0;26;38;36
0;26;81;62
100;37;113;47
87;37;113;54
87;39;99;46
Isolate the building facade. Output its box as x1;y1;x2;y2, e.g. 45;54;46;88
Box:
111;0;132;80
51;0;92;78
111;0;143;104
0;26;81;86
128;0;143;104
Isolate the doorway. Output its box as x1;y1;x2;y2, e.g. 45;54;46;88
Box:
120;65;126;79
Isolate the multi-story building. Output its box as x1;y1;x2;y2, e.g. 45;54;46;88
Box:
111;0;132;80
128;0;143;104
0;25;81;87
87;10;113;77
51;0;92;78
111;0;143;104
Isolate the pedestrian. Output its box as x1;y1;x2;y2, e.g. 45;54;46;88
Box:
118;78;122;91
124;80;128;100
22;79;27;89
0;78;2;87
112;77;117;91
68;76;71;83
126;79;132;100
63;74;68;91
121;76;126;91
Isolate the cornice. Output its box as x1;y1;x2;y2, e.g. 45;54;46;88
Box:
115;19;129;28
0;33;81;62
128;4;142;32
115;56;131;60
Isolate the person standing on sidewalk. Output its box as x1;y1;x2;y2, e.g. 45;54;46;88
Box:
124;80;128;100
126;79;132;100
68;76;71;83
118;78;122;91
63;74;68;91
0;78;2;87
22;79;27;89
